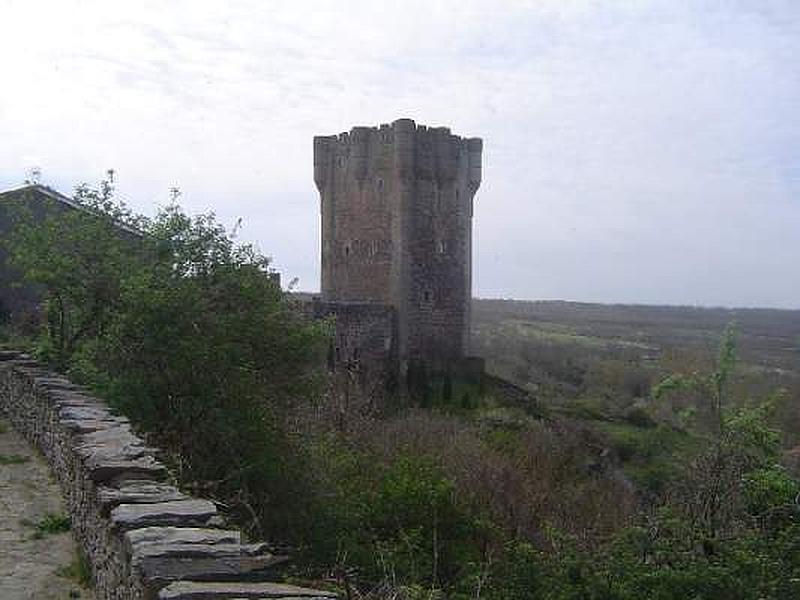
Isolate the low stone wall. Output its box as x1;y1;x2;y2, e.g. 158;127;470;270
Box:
0;351;336;600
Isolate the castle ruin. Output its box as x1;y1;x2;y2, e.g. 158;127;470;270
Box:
313;118;482;376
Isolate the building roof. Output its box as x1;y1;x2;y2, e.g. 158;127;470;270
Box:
0;183;143;238
0;183;84;210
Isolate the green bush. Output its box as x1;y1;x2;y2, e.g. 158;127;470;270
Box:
6;179;328;541
34;513;71;536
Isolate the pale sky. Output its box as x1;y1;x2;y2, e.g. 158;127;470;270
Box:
1;0;797;308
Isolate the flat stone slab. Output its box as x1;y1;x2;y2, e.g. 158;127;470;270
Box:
61;417;127;435
112;499;217;530
88;455;167;483
76;440;151;462
58;405;114;422
77;425;139;445
158;581;337;599
33;376;85;391
49;389;108;408
126;527;241;551
138;553;288;587
132;542;271;562
98;482;188;513
75;432;156;465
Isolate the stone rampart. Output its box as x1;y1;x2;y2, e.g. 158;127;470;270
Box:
0;351;335;600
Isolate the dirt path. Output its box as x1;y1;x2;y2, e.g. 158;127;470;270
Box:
0;419;93;600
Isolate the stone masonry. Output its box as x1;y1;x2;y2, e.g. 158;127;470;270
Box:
0;351;336;600
314;119;482;372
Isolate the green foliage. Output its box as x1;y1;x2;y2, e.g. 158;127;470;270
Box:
5;176;328;541
742;466;800;516
304;448;486;590
7;180;799;596
0;453;29;464
56;546;93;589
655;322;738;434
27;512;72;539
5;180;146;369
442;373;453;403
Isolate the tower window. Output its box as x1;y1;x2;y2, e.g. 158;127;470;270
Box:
423;290;432;302
377;178;384;191
344;242;351;257
437;240;447;254
338;156;345;168
455;188;460;202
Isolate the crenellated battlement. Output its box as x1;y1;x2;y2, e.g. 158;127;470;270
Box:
314;118;482;191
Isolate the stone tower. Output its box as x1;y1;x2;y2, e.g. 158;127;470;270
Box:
314;118;482;370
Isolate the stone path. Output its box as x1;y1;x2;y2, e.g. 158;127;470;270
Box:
0;419;93;600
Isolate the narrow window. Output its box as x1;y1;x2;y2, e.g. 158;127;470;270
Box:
344;243;351;257
377;178;384;191
437;240;446;254
423;290;432;302
455;188;460;202
338;156;345;168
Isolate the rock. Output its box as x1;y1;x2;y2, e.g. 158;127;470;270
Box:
137;553;288;587
87;455;167;484
131;542;271;562
97;482;188;514
158;581;337;599
32;376;85;391
111;499;217;530
126;526;241;551
61;418;125;434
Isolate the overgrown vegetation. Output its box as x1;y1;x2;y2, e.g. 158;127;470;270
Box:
32;512;72;538
3;176;799;598
4;176;329;541
57;545;93;595
0;453;30;465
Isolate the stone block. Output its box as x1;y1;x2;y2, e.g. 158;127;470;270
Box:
158;581;337;599
112;499;217;530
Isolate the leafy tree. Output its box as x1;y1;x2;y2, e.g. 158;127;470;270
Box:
5;175;328;539
5;176;145;368
654;321;738;435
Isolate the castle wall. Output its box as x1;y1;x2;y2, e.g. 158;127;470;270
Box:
314;126;396;305
308;299;397;384
314;119;482;371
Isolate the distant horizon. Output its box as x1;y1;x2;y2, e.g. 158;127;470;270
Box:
296;290;800;313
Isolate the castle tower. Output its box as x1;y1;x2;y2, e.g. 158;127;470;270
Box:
314;118;482;370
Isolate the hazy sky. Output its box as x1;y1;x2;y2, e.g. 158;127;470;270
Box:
1;0;797;308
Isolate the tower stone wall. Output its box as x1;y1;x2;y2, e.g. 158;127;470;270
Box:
314;118;482;370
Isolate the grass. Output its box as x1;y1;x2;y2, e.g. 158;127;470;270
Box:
0;422;7;434
23;513;72;539
594;421;701;495
507;319;655;350
0;453;29;465
56;546;93;590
